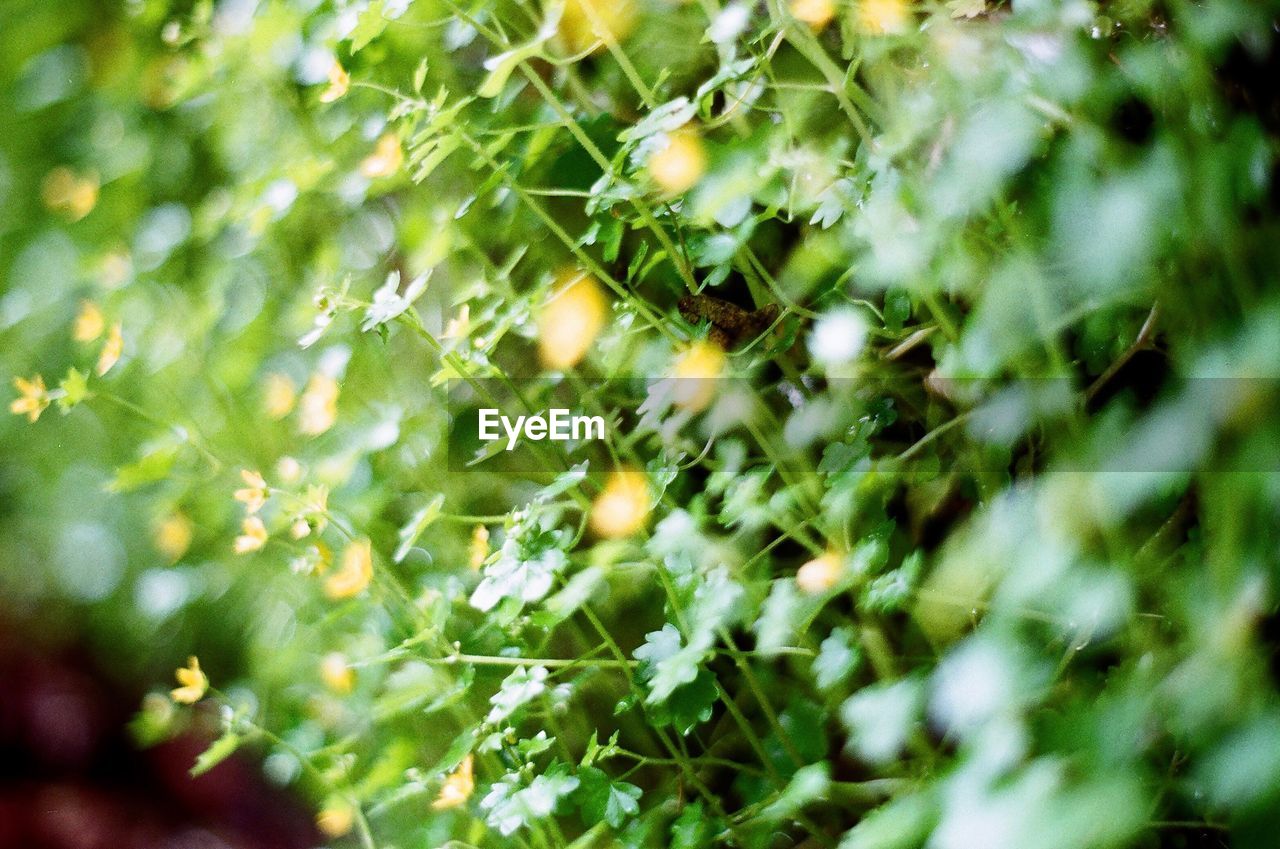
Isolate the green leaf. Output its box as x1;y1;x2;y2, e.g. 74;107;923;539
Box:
601;218;624;262
753;579;807;655
349;0;388;52
532;566;604;627
575;766;642;828
477;43;540;98
190;730;240;777
861;551;923;614
813;626;861;692
410;135;460;183
106;442;180;493
423;665;474;714
57;367;89;411
535;461;588;502
648;670;717;735
757;762;830;823
433;727;478;775
394;493;446;562
580;730;621;767
671;801;717;849
838;793;936;849
625;241;650;283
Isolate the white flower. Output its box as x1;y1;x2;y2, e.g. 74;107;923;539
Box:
840;678;922;764
929;636;1022;737
487;666;549;724
708;4;750;46
362;269;431;332
809;307;869;368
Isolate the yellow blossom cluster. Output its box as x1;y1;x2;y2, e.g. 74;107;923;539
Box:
325;538;374;599
671;340;726;413
170;656;208;704
319;60;350;103
299;373;340;435
647;129;707;196
590;468;652;539
41;166;99;221
536;270;608;370
558;0;635;54
432;754;475;810
9;376;51;423
797;551;847;593
360;134;403;179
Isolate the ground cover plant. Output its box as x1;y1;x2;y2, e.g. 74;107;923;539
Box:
3;0;1280;847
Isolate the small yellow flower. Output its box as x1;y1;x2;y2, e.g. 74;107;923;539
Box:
96;323;123;376
73;300;105;342
41;167;99;221
442;304;471;339
234;516;268;554
856;0;910;35
797;551;846;594
299;373;340;435
536;271;608;370
468;524;490;570
647;130;707;196
153;512;194;562
10;375;51;423
325;538;373;599
320;652;355;694
671;340;726;413
316;799;355;838
233;469;269;514
262;373;297;420
590;468;651;539
790;0;836;28
319;60;350;103
432;754;475;810
170;656;208;704
359;133;403;178
559;0;636;54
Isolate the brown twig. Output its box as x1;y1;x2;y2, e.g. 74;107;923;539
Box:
1084;302;1161;404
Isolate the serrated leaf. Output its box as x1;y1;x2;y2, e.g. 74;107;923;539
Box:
648;670;717;735
575;766;642;828
350;0;388;52
57;367;90;411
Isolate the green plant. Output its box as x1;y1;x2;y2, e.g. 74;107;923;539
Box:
3;0;1280;847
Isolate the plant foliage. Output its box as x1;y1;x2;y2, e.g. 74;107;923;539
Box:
3;0;1280;847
